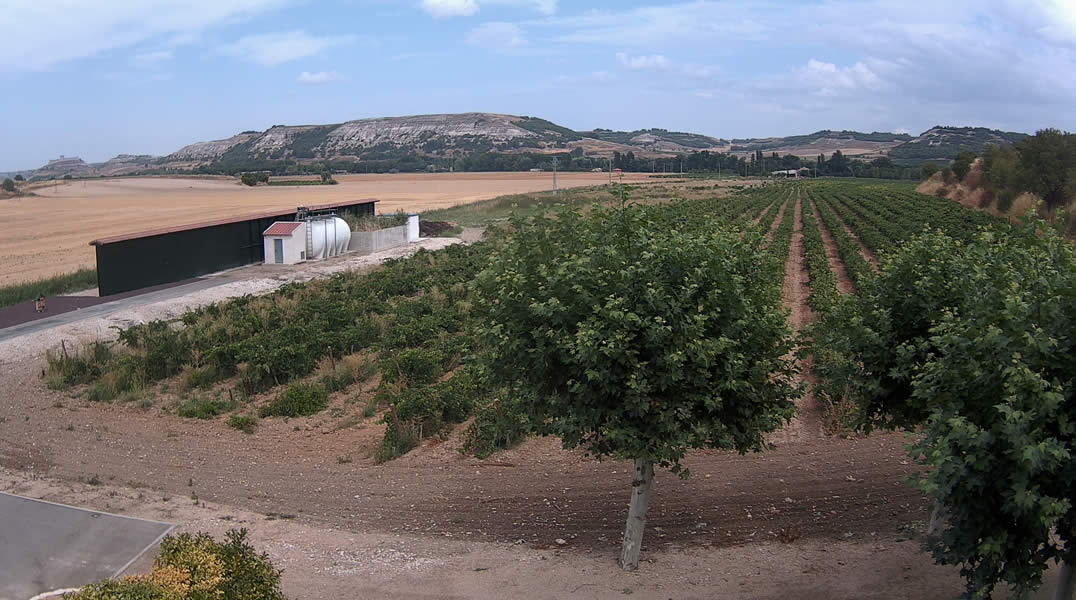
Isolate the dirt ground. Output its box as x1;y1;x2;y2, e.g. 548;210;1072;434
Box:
1;351;970;599
0;172;650;286
0;182;1052;599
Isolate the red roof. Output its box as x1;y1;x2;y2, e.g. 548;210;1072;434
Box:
263;222;304;236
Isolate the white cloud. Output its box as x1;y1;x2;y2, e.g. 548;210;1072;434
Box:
130;49;173;68
297;70;344;84
421;0;478;18
0;0;287;71
615;52;715;80
799;59;883;96
420;0;555;18
218;30;356;66
466;22;529;50
557;70;616;84
486;0;557;15
616;52;669;71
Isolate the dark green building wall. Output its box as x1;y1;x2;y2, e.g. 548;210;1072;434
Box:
94;201;375;296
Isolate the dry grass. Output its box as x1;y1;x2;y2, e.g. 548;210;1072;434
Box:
917;162;1076;237
0;172;649;286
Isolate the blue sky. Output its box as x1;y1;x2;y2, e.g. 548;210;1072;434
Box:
2;0;1075;170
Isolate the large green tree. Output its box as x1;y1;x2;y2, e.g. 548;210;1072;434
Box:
951;150;977;182
1017;128;1076;210
474;201;799;570
813;220;1076;599
1;178;13;192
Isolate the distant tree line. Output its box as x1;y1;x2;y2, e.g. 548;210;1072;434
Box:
113;148;926;181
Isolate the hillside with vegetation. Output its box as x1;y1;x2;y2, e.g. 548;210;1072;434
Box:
888;126;1028;160
916;128;1076;236
730;130;912;152
19;116;1032;180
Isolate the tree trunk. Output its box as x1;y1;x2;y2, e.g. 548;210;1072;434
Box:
927;498;946;536
619;458;655;571
1056;561;1076;600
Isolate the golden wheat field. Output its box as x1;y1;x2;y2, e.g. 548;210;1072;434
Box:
1;172;648;286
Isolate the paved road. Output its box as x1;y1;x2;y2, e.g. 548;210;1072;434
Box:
0;493;173;600
0;279;228;344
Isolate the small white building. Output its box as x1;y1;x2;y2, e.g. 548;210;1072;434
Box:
263;221;305;265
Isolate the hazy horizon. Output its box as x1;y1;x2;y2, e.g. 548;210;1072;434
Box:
3;0;1075;171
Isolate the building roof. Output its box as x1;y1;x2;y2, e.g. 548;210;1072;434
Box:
263;222;305;236
90;199;377;246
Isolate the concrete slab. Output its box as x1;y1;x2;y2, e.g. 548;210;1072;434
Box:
0;493;173;600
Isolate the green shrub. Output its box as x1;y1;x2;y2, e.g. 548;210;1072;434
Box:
44;341;113;389
260;382;328;418
375;408;417;463
380;347;444;386
178;395;232;419
240;172;269;186
375;366;484;461
228;414;257;434
69;529;285;600
461;393;534;458
87;362;144;403
181;364;221;391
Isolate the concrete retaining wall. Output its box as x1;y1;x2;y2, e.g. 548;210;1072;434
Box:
349;225;408;255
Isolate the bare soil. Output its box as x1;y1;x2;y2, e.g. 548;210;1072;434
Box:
1;468;972;600
751;199;776;227
0;350;950;598
0;172;648;286
764;194;791;247
828;205;879;266
773;191;822;445
810;198;855;294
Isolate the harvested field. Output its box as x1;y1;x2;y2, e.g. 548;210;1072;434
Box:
0;172;650;286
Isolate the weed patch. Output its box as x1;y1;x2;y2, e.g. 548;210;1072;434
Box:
227;414;257;433
260;382;328;418
178;395;233;419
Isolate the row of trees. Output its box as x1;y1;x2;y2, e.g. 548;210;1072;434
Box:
1;173;24;192
476;184;1076;597
812;218;1076;598
131;148;924;180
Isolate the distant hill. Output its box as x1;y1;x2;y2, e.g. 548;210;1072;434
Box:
582;128;727;151
18;115;1031;178
887;126;1029;160
729;130;913;156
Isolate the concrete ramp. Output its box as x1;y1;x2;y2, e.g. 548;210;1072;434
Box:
0;492;173;600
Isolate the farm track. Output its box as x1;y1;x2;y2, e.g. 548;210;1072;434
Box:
751;199;776;227
0;357;929;553
772;190;822;445
810;198;855;295
764;194;791;247
827;204;879;267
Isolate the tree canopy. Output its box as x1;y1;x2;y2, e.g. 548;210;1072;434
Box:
813;219;1076;598
473;200;799;569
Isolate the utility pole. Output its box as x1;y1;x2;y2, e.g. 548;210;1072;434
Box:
608;157;612;184
550;155;559;196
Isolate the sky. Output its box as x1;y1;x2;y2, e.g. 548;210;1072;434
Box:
2;0;1076;170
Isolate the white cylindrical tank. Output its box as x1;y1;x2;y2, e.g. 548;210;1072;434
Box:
407;213;419;243
308;217;351;259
